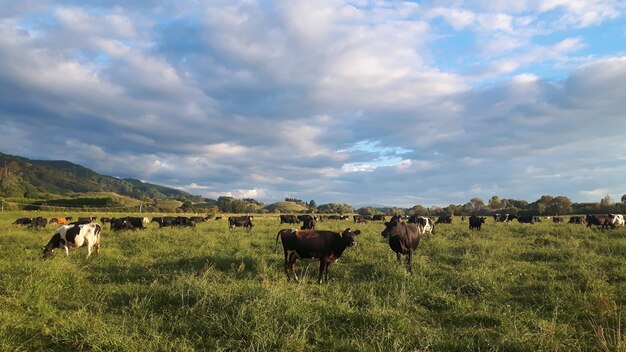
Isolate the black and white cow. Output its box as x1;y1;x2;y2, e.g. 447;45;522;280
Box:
41;222;102;259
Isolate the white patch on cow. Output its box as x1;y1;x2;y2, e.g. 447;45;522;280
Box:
610;214;625;226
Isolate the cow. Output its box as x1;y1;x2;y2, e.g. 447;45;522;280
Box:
381;215;422;273
215;216;222;220
568;216;586;224
435;215;452;224
12;217;32;225
517;216;536;224
41;222;101;259
372;214;386;221
110;218;135;231
175;216;195;227
275;228;361;283
228;216;253;230
533;216;542;223
190;216;207;224
49;217;68;225
552;216;564;223
469;215;486;231
99;217;112;224
609;214;625;227
280;215;300;224
28;217;48;229
152;216;175;228
327;215;348;220
301;217;316;230
586;214;612;229
353;215;365;223
77;217;95;223
407;215;434;233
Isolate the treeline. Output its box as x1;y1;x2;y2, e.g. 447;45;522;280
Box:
357;194;626;217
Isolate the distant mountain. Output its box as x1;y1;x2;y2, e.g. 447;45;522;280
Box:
0;152;199;200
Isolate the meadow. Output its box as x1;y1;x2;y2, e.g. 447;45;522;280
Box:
0;212;625;351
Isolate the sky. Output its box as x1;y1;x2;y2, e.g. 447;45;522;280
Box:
1;0;626;207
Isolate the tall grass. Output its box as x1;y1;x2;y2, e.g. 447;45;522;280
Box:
0;212;625;351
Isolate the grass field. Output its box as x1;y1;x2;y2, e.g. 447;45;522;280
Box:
1;212;625;351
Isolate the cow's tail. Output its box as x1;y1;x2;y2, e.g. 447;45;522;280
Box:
274;230;282;253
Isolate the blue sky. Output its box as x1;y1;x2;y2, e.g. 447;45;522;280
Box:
1;0;626;207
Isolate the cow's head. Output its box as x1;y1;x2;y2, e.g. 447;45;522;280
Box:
381;215;402;238
41;246;54;259
340;228;361;247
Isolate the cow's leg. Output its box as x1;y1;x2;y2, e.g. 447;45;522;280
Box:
290;259;299;283
406;251;412;273
61;244;69;257
318;260;327;284
283;252;291;281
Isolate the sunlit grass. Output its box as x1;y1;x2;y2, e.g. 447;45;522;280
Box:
1;212;625;351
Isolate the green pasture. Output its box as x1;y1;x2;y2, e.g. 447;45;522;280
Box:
0;212;625;351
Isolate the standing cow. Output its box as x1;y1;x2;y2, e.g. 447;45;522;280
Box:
41;222;101;259
381;215;422;273
275;228;361;283
469;215;486;231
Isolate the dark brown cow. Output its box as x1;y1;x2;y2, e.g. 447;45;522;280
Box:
435;215;452;224
228;216;253;230
568;216;586;224
517;216;536;224
275;228;361;283
381;215;421;273
353;215;365;223
189;216;206;223
280;215;299;224
469;215;486;231
586;214;612;229
12;217;32;225
29;217;47;228
372;214;386;221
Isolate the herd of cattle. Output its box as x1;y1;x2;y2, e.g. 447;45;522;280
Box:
8;212;626;283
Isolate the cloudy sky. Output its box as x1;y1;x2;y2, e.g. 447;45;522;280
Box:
1;1;626;207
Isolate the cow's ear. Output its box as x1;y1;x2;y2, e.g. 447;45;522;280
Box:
353;230;361;236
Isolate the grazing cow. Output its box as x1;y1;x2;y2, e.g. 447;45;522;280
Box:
586;214;612;229
517;216;536;224
552;217;564;223
568;216;586;224
469;215;486;231
353;215;365;223
110;218;135;231
12;217;32;225
190;216;206;224
435;215;452;224
228;216;254;230
609;214;625;227
381;215;422;273
151;216;174;227
372;214;386;221
29;217;47;228
175;216;195;227
215;216;222;220
42;222;101;259
533;216;542;223
301;217;316;230
49;217;68;225
100;217;112;224
327;215;349;220
275;228;361;283
280;215;300;224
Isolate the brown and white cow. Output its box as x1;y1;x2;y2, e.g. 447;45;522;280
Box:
275;228;361;283
41;222;101;259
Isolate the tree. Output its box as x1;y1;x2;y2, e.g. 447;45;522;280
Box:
488;196;501;210
308;200;317;212
621;194;626;203
549;196;572;215
470;197;484;212
600;195;613;207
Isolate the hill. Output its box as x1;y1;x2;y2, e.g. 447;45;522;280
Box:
0;152;200;201
264;201;309;213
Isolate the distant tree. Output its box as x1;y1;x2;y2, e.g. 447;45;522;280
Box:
179;200;196;213
308;200;317;212
550;196;572;215
600;195;613;207
357;207;376;216
488;196;501;210
622;194;626;203
407;204;428;216
534;195;554;215
470;197;484;212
